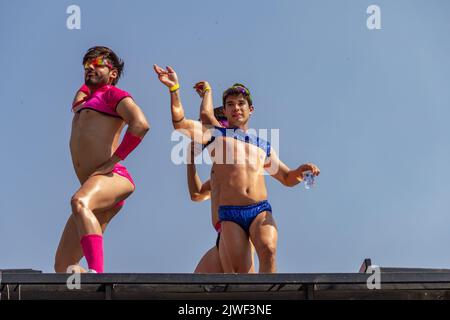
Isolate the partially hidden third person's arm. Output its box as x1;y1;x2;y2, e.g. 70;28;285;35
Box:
186;141;211;201
187;163;211;202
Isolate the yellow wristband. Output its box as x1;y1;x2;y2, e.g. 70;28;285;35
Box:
169;83;180;92
203;86;211;93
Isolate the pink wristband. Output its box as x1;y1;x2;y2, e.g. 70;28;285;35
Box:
114;132;143;160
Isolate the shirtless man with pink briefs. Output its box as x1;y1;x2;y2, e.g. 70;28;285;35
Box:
54;46;150;273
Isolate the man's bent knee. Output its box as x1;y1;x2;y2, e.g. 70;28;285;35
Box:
70;196;89;217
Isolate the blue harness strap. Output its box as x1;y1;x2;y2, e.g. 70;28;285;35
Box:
204;126;271;158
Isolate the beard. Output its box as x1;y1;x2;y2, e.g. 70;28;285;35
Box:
85;73;108;88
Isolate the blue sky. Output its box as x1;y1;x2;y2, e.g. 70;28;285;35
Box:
1;0;450;273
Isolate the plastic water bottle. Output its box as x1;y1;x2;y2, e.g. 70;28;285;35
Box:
303;170;315;189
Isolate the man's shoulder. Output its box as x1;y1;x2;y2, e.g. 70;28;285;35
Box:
104;85;133;108
106;85;130;96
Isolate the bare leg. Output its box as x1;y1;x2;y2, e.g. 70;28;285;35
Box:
218;238;234;273
219;239;256;273
54;205;122;273
194;246;224;273
55;172;133;273
249;243;256;273
219;221;253;273
70;173;134;237
249;211;278;273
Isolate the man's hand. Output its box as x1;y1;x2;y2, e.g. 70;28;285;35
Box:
89;155;121;178
193;81;211;98
153;64;179;88
296;163;321;180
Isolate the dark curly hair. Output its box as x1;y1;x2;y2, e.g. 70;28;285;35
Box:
222;83;253;107
82;46;124;85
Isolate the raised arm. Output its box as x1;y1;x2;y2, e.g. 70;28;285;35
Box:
153;65;212;144
194;81;221;127
265;149;320;187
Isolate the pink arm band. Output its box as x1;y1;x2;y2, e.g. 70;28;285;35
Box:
114;132;143;160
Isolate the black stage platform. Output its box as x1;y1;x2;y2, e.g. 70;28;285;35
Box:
2;260;450;300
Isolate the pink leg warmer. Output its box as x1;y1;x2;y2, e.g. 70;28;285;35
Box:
80;234;104;273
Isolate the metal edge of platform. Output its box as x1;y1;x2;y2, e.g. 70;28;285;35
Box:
3;272;450;300
3;272;450;285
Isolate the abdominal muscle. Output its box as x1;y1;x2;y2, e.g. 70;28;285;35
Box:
211;165;268;207
70;109;125;184
208;136;268;208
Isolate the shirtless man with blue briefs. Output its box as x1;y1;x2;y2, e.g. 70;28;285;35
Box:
188;82;254;273
154;65;320;273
